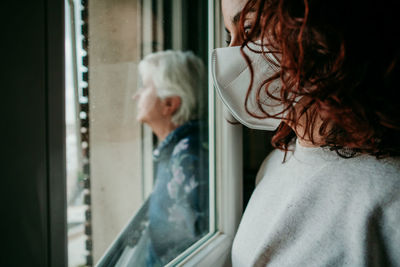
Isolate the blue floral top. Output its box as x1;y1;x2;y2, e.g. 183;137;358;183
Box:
147;120;209;266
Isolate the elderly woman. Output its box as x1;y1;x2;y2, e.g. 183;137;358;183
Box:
133;50;209;266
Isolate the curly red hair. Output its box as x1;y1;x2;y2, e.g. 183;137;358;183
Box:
239;0;400;158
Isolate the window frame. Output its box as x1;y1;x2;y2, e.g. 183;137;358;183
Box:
70;0;243;265
169;0;244;265
3;0;67;265
96;1;243;266
5;0;241;266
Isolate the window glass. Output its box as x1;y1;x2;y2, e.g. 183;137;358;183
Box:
65;0;211;266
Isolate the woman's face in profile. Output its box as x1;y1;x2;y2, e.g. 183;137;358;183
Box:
134;75;164;125
222;0;253;47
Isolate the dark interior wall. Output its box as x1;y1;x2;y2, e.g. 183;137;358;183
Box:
2;2;48;266
242;129;275;209
1;1;66;266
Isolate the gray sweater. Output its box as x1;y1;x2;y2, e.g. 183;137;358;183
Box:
232;140;400;267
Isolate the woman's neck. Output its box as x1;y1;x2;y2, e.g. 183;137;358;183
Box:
149;119;179;142
288;97;326;148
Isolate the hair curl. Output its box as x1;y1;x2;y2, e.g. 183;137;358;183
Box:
240;0;400;158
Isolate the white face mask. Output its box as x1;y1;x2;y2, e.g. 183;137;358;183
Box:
211;43;286;131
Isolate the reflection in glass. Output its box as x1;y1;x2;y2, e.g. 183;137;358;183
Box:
66;0;210;266
97;50;210;267
117;51;209;266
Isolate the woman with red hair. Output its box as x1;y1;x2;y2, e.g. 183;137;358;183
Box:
213;0;400;265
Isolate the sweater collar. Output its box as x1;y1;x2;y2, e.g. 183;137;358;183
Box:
290;138;341;164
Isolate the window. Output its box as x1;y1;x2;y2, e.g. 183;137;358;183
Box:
66;0;243;266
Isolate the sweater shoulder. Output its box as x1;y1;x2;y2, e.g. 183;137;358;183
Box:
320;155;400;204
334;155;400;184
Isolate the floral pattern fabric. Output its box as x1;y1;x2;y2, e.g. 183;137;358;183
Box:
147;120;209;266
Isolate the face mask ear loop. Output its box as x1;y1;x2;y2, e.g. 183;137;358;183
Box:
241;43;260;121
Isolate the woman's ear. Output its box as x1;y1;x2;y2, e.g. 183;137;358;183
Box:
162;96;181;116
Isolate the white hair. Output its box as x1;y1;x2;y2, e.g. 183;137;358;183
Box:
138;50;206;126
